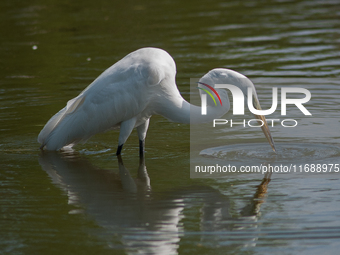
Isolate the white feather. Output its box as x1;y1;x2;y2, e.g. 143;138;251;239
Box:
38;47;275;152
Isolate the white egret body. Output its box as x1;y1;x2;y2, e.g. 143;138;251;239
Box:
38;47;275;155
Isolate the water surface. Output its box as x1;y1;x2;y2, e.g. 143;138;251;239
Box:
1;0;340;254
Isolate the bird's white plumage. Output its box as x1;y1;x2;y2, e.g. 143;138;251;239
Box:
38;47;274;152
39;48;176;150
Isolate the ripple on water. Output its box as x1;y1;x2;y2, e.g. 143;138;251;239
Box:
200;143;340;163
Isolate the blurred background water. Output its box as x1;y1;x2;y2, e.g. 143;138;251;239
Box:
1;0;340;254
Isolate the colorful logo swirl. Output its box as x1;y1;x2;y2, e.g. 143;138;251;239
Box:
197;82;222;106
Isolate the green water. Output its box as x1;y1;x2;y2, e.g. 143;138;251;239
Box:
1;0;340;254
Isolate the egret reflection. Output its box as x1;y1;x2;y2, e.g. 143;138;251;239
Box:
39;152;271;253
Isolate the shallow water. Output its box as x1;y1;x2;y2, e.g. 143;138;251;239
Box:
1;0;340;254
200;143;340;162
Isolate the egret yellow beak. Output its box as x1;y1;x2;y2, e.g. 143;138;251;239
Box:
253;96;276;153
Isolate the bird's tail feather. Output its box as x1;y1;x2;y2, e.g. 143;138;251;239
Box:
38;95;85;150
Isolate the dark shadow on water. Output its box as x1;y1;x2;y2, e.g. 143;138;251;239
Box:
39;151;272;254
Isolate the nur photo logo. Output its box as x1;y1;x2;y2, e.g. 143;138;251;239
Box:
197;82;312;128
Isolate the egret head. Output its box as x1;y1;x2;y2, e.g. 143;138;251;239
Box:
198;68;276;153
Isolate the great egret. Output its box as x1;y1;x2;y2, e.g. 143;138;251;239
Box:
38;47;276;155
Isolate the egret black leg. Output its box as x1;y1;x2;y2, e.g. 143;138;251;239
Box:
139;139;145;157
116;144;123;155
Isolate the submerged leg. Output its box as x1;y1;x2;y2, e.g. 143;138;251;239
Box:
116;117;137;155
137;119;150;157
